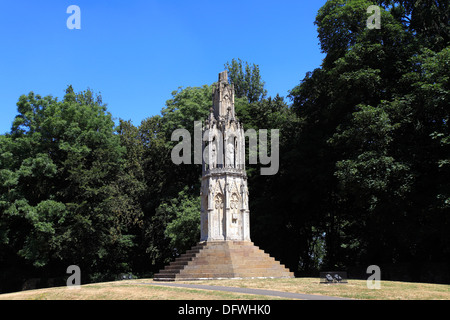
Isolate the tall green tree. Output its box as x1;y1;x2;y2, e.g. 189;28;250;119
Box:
163;188;201;256
0;87;142;288
225;58;267;103
377;0;450;51
136;86;210;271
289;0;449;280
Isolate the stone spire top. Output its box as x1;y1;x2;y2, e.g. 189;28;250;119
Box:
218;70;228;83
212;70;235;120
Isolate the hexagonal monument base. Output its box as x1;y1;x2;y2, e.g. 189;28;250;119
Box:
153;241;294;281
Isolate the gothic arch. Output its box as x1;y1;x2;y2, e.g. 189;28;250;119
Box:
225;133;238;168
230;192;241;220
214;192;225;239
213;179;224;196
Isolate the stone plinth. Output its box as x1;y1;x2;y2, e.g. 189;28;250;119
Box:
153;241;294;281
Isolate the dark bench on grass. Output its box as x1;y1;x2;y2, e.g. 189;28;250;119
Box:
320;271;348;284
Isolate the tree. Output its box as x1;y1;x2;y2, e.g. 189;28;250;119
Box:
0;87;143;289
225;58;267;103
377;0;450;51
315;0;373;68
289;0;449;280
136;86;210;272
163;188;201;255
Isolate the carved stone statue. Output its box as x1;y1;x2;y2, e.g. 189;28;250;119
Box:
226;142;234;168
211;142;217;169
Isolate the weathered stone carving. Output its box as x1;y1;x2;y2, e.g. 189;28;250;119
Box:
200;70;250;242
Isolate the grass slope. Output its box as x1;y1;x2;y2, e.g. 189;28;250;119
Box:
183;278;450;300
0;278;448;300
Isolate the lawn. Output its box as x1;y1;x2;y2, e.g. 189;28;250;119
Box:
0;280;281;300
0;278;448;300
179;277;450;300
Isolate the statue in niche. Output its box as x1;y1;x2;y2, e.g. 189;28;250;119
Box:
234;138;238;168
223;92;230;115
215;193;223;209
230;193;240;223
226;139;235;168
215;193;224;238
210;141;217;169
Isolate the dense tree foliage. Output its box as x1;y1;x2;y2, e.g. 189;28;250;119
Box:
225;58;268;103
1;0;448;292
0;87;142;289
289;0;449;279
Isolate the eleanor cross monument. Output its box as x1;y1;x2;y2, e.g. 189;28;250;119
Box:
200;70;250;242
154;71;293;281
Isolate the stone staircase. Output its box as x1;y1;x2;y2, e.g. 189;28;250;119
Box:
153;241;294;281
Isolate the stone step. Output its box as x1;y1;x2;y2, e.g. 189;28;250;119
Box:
153;274;177;281
163;265;292;277
155;269;294;280
180;267;291;275
165;264;190;270
179;268;292;276
170;257;194;264
174;272;293;280
157;268;183;274
178;252;198;258
183;261;284;269
184;248;203;254
153;241;294;281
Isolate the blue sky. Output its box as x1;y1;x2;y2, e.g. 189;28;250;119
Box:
0;0;327;134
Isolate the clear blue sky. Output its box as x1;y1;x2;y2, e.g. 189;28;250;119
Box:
0;0;327;134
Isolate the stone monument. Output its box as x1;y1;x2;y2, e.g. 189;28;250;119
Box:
154;71;294;281
200;70;250;243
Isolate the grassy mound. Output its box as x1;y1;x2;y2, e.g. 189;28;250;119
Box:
0;278;448;300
